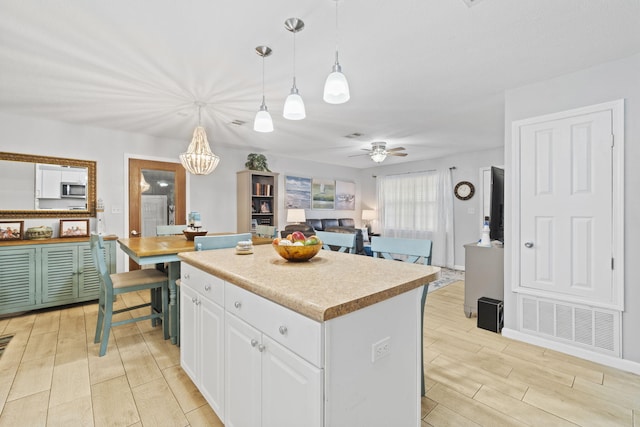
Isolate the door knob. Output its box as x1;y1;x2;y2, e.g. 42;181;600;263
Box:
524;242;534;248
130;230;140;237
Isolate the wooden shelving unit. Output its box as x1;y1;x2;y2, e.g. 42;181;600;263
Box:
236;170;279;234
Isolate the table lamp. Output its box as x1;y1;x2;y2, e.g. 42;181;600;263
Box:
287;209;306;224
362;209;376;234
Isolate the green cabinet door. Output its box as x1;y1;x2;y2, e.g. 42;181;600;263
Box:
41;244;79;303
0;247;37;313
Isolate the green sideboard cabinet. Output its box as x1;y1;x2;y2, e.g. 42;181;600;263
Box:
0;235;117;315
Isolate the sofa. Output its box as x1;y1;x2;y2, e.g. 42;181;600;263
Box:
282;218;364;255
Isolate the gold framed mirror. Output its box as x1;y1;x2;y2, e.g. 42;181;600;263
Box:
0;152;96;218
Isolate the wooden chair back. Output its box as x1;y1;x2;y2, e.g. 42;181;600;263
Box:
194;233;252;250
315;231;357;254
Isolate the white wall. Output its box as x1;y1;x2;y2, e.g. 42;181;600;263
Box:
504;53;640;364
0;112;361;270
358;147;504;268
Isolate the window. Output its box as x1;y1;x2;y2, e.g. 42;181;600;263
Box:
378;171;438;233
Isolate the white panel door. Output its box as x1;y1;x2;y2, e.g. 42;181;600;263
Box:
519;110;613;303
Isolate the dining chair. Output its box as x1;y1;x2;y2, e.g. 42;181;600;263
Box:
315;230;357;254
370;236;433;396
194;233;253;250
90;234;169;356
156;224;188;236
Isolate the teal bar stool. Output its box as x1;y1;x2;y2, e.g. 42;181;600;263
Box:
90;234;169;356
371;236;433;396
194;233;252;250
156;224;188;236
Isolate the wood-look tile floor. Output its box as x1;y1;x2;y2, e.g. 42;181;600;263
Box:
0;282;637;426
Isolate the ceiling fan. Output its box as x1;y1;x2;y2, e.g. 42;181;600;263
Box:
350;141;408;163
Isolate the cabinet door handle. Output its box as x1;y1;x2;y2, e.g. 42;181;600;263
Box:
184;273;190;279
204;284;211;291
234;301;242;309
279;325;288;335
524;241;534;248
258;344;266;352
250;339;258;348
192;297;198;304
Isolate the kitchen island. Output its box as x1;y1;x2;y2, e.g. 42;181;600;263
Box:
179;244;439;427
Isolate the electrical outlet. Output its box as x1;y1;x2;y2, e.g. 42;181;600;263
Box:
111;206;122;214
371;337;391;363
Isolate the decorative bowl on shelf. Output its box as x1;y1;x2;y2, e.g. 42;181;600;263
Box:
272;242;322;262
183;229;208;241
25;226;53;240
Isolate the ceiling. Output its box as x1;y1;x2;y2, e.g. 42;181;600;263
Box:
1;1;639;169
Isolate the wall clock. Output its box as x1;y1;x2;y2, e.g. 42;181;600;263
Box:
454;181;475;200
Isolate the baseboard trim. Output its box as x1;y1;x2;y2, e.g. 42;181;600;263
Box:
502;328;640;376
453;264;465;271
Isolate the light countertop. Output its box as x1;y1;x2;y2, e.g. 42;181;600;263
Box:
179;245;439;322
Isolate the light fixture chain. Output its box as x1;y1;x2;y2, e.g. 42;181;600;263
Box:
335;0;339;54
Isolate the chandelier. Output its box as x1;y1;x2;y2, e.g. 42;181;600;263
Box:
179;102;220;175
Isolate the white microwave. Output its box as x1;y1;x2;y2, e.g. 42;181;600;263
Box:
61;183;86;198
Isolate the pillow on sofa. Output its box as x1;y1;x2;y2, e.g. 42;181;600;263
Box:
306;218;323;231
321;218;339;229
338;218;355;227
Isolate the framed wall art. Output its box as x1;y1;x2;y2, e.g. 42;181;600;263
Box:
311;178;335;210
59;219;89;237
285;175;312;209
0;220;23;240
335;180;356;210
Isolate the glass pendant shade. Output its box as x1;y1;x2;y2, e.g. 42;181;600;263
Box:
370;150;387;163
283;85;306;120
180;126;220;175
323;61;350;104
254;100;273;133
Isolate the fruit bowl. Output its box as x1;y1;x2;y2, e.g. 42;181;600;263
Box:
183;229;208;241
272;242;322;262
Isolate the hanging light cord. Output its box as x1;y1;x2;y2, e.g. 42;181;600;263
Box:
292;29;297;88
262;55;266;102
334;0;339;62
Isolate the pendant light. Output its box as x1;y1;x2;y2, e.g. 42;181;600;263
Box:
283;18;306;120
254;46;274;133
179;102;221;175
323;0;350;104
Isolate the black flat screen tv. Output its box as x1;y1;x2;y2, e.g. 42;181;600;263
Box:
489;166;504;243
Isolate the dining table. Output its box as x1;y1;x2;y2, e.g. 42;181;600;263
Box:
117;233;271;344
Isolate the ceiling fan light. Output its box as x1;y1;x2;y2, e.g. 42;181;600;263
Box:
180;126;220;175
283;87;306;120
370;150;387;163
323;63;350;104
254;103;273;133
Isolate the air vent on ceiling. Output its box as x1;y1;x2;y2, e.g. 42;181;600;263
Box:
344;132;365;139
229;119;246;126
461;0;486;7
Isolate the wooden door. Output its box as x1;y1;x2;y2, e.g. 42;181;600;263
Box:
519;109;614;303
128;158;186;270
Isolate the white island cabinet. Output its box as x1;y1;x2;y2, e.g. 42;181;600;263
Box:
179;245;439;427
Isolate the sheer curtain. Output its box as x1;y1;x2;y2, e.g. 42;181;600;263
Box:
377;168;455;267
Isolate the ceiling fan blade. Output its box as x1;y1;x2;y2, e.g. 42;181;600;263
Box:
386;147;406;152
348;153;370;158
388;152;408;157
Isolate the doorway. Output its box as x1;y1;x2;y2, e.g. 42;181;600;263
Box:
510;100;624;356
128;158;186;270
